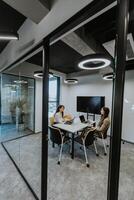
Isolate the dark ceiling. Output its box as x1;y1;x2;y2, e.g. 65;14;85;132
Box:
27;41;83;74
0;1;26;53
2;0;134;74
27;3;134;74
84;6;117;44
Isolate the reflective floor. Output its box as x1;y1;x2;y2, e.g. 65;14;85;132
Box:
0;124;33;142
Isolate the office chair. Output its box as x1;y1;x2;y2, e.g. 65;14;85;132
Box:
49;126;70;165
95;127;109;155
49;116;56;148
49;116;55;126
74;128;99;167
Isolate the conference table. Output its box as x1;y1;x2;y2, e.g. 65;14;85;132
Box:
53;122;90;159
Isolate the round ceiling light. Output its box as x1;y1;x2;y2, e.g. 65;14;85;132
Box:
49;72;54;78
34;71;43;78
64;79;78;84
103;73;114;80
78;54;112;70
34;71;54;78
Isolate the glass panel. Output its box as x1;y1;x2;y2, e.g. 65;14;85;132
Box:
49;76;58;101
48;3;116;199
118;2;134;198
1;50;43;199
49;102;57;117
0;73;35;141
119;72;134;199
49;76;59;117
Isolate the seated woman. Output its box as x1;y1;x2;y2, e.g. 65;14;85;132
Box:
91;107;110;138
54;105;72;123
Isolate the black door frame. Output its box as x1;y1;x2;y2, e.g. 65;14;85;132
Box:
107;0;129;199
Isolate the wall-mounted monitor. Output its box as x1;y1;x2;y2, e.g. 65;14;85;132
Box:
77;96;105;114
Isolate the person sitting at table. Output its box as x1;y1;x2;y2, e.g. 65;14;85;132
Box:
90;106;110;138
54;105;72;123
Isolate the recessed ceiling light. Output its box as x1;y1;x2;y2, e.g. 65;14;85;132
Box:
103;73;114;80
78;54;112;70
64;79;78;84
0;33;19;40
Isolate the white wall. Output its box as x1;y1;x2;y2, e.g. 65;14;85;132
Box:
66;74;112;116
0;0;92;71
61;71;134;143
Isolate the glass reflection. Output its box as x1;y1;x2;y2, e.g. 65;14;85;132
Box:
119;69;134;200
0;73;35;141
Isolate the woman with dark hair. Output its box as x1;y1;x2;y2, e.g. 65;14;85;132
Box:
93;107;110;138
54;105;72;123
54;105;65;123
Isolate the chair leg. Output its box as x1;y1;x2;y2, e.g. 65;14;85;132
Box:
57;137;64;165
106;138;109;147
101;133;107;155
93;141;99;156
52;142;55;148
82;139;90;168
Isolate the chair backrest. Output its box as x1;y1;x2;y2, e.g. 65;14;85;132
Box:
103;126;109;139
49;126;62;145
84;130;95;146
79;115;86;123
49;116;55;126
103;120;110;139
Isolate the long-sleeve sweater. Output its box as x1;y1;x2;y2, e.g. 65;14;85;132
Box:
96;117;110;138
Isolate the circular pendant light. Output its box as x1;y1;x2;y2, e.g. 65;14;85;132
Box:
64;78;78;84
103;72;114;80
78;54;113;70
34;71;43;78
34;71;54;78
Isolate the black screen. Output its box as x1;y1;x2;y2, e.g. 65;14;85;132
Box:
77;96;105;114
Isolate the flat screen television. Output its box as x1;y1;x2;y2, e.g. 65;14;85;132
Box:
77;96;105;114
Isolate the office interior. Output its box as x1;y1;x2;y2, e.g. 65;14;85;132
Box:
0;0;134;200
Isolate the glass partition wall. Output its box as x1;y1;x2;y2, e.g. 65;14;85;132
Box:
1;50;43;200
47;4;116;200
0;73;35;141
118;69;134;200
118;11;134;199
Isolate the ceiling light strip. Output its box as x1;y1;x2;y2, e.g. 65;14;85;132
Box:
0;36;18;40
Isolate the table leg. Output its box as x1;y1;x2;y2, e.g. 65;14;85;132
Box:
71;133;74;159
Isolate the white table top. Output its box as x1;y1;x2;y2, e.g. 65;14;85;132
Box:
53;122;89;133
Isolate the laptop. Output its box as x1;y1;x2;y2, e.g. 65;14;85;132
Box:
79;115;88;123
